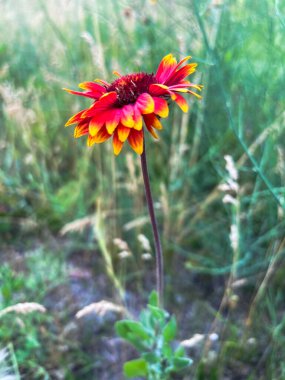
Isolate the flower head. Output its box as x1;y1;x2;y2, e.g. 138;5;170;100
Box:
64;54;202;155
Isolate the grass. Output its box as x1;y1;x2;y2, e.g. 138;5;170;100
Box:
0;0;285;379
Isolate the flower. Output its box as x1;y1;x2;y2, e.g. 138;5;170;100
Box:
0;302;46;317
64;53;202;155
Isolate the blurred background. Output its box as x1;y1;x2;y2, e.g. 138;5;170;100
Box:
0;0;285;379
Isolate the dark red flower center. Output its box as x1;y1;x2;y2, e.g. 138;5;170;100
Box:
107;72;156;107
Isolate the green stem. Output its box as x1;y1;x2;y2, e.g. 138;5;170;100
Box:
140;140;164;305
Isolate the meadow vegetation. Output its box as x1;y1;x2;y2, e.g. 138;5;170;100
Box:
0;0;285;379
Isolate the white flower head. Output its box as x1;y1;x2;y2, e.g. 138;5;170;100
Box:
141;253;152;261
113;238;129;251
138;234;151;252
230;224;239;251
76;300;125;319
224;155;238;181
223;194;238;206
118;250;132;259
0;302;46;318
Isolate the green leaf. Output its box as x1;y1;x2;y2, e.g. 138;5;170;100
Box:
139;309;152;328
162;345;172;360
173;357;193;371
124;358;148;378
115;320;152;351
174;345;186;358
148;291;159;307
143;352;159;364
148;305;168;322
163;316;177;342
115;320;150;340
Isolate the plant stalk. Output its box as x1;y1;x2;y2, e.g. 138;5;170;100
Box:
140;140;164;305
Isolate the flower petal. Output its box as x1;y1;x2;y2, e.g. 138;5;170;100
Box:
133;105;143;130
143;114;163;130
187;90;202;99
136;93;154;114
89;117;104;136
94;78;110;86
149;83;170;96
105;109;120;134
176;55;192;68
65;110;85;126
171;93;188;112
113;130;124;155
153;97;169;118
121;105;134;127
128;129;144;155
155;54;178;84
87;127;111;146
168;86;189;93
117;125;131;142
74;122;89;138
63;88;99;99
78;82;106;97
83;92;117;117
166;63;197;86
113;71;122;78
145;124;159;139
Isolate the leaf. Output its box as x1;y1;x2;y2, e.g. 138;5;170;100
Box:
174;345;186;358
148;305;168;322
162;345;172;360
115;320;151;351
143;352;158;364
148;290;159;307
124;358;148;378
163;316;177;342
173;357;193;371
115;320;150;340
139;309;152;328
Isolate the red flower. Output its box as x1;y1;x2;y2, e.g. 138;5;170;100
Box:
64;54;202;155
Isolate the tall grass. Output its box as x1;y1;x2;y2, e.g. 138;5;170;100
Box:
1;0;285;378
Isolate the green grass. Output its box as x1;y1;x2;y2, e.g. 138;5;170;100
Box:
0;0;285;379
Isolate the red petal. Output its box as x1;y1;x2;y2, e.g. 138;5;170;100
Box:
176;56;192;68
145;124;159;139
105;109;120;134
128;129;144;155
65;109;85;126
63;88;99;99
166;63;197;86
149;84;170;96
168;84;202;98
83;92;117;117
78;82;106;98
133;105;143;130
168;85;189;93
113;130;124;155
171;93;188;112
87;127;111;146
79;81;106;92
121;105;134;127
143;114;163;130
153;97;169;118
94;79;110;86
74;122;89;138
155;54;178;84
135;93;154;114
117;125;131;142
89;116;104;136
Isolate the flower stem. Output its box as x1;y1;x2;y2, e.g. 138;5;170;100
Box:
140;141;164;305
